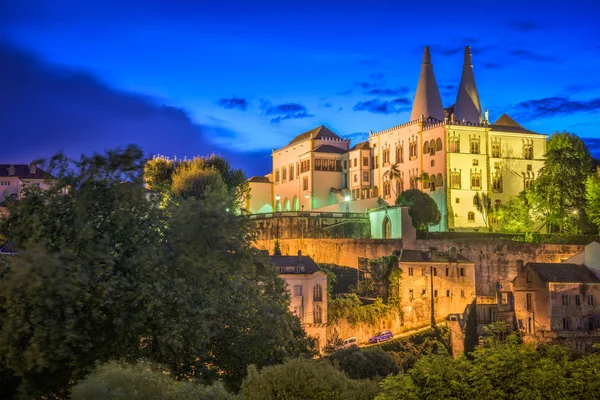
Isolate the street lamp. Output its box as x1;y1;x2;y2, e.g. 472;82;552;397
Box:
275;194;281;212
344;195;351;213
274;194;281;255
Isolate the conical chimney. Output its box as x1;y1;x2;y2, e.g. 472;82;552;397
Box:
410;46;445;122
454;46;482;123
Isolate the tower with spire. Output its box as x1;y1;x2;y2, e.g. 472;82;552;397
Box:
410;46;445;121
453;46;482;123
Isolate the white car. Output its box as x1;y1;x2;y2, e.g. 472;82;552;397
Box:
342;337;358;349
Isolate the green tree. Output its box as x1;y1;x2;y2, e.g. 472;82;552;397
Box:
529;131;592;233
384;163;403;196
239;358;380;400
497;192;533;233
395;189;441;232
463;299;478;357
586;173;600;231
474;192;494;230
328;347;399;380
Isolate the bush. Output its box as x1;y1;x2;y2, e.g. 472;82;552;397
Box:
239;358;380;400
72;361;234;400
328;347;399;380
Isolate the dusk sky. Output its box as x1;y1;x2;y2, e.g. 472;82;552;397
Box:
2;0;600;177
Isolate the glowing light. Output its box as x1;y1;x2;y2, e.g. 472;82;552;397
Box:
344;195;351;202
305;193;309;199
276;194;280;201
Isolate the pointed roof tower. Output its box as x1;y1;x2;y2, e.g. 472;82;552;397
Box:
454;46;482;123
410;46;445;121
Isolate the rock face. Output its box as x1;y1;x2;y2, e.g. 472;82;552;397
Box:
254;238;583;296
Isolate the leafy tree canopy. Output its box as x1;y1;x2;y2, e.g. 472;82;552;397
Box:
395;189;441;231
497;192;533;233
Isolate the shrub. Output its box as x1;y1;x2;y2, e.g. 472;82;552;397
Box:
328;347;399;380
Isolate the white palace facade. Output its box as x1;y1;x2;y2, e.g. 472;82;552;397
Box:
246;46;547;231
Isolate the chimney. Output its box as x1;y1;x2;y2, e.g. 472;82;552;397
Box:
7;165;15;176
454;46;482;123
29;163;37;175
410;46;445;121
297;250;302;256
448;247;457;262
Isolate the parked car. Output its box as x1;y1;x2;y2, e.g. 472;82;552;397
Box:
368;330;393;343
342;337;358;349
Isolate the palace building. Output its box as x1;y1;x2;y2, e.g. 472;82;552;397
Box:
247;46;547;231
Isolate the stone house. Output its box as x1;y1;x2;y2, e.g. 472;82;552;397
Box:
0;163;56;203
512;262;600;351
398;248;476;328
270;252;328;352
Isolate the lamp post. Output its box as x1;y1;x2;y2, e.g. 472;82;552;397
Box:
274;194;281;255
344;195;351;213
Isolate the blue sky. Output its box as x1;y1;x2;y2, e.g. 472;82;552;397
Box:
1;0;600;176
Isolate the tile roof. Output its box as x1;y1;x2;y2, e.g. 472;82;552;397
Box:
248;176;271;183
312;144;347;154
350;141;370;151
399;249;473;264
270;255;321;274
0;164;55;179
527;262;600;283
491;113;541;135
287;125;343;146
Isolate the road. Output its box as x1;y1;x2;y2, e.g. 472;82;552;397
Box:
361;324;441;348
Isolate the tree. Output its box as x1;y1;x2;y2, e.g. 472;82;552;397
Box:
384;163;403;196
395;189;441;232
497;192;533;233
328;347;399;380
463;299;478;357
474;192;493;230
239;358;380;400
529;132;592;233
586;174;600;231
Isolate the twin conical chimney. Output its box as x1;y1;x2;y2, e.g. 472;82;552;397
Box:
410;46;445;122
453;46;482;123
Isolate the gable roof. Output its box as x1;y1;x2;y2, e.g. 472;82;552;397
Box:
527;262;600;283
312;144;347;154
0;241;16;255
491;114;541;135
270;255;321;274
0;165;55;179
399;249;473;264
287;125;343;146
248;176;271;183
350;141;370;151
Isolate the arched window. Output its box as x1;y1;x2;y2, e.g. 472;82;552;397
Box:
383;216;391;239
423;141;430;154
468;212;475;222
473;195;479;206
284;198;291;211
436;138;443;151
437;173;443;187
313;284;323;302
293;196;300;211
313;304;323;324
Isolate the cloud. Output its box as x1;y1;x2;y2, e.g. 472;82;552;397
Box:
216;97;248;111
438;46;463;57
507;21;541;32
260;100;314;123
355;73;385;90
353;98;411;114
366;87;410;96
320;103;333;108
513;96;600;120
563;83;600;95
438;84;456;96
508;49;556;63
343;131;369;143
0;40;269;176
582;138;600;158
483;62;504;69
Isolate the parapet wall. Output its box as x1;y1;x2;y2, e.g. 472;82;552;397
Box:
255;238;584;296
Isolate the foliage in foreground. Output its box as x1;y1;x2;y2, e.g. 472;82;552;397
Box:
72;361;234;400
239;357;380;400
395;189;441;231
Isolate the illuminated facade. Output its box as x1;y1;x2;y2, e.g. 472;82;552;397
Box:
247;46;547;231
0;163;55;203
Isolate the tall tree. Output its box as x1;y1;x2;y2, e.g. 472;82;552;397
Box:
529;132;592;233
463;299;478;357
586;173;600;231
395;189;441;232
474;192;493;230
497;192;533;233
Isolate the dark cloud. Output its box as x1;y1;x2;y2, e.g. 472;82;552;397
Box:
513;96;600;121
563;83;600;95
260;100;314;124
353;98;411;114
582;138;600;158
508;49;556;63
343;131;369;144
439;46;463;57
366;87;410;97
483;62;504;69
216;97;248;111
439;84;456;95
0;40;268;176
507;21;541;32
356;73;385;90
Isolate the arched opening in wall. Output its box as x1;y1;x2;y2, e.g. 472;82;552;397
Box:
293;196;300;211
437;173;443;187
423;141;430;154
313;304;323;324
284;198;291;211
313;284;323;302
275;199;281;211
383;216;391;239
257;203;273;213
436;138;443;151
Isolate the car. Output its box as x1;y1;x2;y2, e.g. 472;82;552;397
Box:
368;330;393;343
342;337;358;349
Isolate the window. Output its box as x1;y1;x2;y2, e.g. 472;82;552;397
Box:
431;160;435;167
363;157;369;167
315;159;322;170
353;174;358;183
576;294;581;306
562;294;569;306
501;293;508;304
408;289;414;300
436;138;443;151
588;294;595;306
527;317;533;333
473;195;479;206
275;170;280;183
423;141;430;154
278;267;285;273
282;167;287;181
470;137;480;154
495;200;501;208
461;290;465;298
408;267;414;276
449;136;460;153
343;160;348;169
450;171;461;189
524;178;533;191
494;162;500;169
526;293;533;311
524;144;533;160
470;173;481;190
460;268;465;277
472;159;479;166
383;181;391;197
491;140;501;158
563;318;571;330
446;289;451;297
492;175;503;192
0;181;10;186
313;304;323;323
468;212;475;222
433;267;437;276
363;171;369;183
434;290;438;297
445;267;450;277
354;158;357;167
396;144;404;164
456;198;460;204
422;289;427;297
294;285;302;296
383;149;390;165
527;164;532;171
313;284;323;302
300;160;310;173
336;160;342;171
303;177;308;190
289;165;294;180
